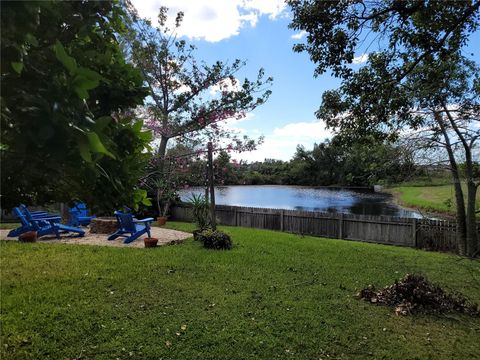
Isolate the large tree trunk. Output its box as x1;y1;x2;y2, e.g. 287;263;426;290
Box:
157;135;169;159
157;135;169;171
451;168;468;256
436;112;468;255
442;104;478;257
465;174;478;256
155;135;169;216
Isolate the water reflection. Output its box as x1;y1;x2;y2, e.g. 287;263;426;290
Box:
180;185;421;218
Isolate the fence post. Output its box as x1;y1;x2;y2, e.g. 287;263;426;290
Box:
338;214;343;239
207;142;216;230
412;218;417;247
280;210;285;232
234;208;238;226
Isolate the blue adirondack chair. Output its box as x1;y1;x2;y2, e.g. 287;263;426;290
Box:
8;205;61;237
8;207;85;239
108;209;153;244
20;204;60;219
68;202;95;226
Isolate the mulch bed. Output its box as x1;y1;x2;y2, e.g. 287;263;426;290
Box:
357;274;479;316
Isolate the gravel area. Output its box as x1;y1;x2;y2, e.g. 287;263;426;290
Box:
0;227;191;248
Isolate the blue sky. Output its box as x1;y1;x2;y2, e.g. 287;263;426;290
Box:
131;0;480;162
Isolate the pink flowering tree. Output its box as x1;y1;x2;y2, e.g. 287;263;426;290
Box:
124;5;272;215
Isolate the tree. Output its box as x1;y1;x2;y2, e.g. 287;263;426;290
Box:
288;137;415;186
123;4;272;213
289;0;479;256
1;0;151;212
125;6;271;158
214;150;238;185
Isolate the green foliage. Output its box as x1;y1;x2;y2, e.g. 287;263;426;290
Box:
214;150;239;185
288;1;479;79
133;188;152;211
1;1;150;212
1;225;480;358
180;137;415;187
188;193;210;231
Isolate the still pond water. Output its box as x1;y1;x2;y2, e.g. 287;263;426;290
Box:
179;185;422;218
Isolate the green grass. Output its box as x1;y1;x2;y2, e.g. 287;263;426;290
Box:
1;222;479;359
389;184;480;216
0;223;20;230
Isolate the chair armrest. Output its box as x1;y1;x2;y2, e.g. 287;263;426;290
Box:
34;216;62;222
31;213;61;218
133;218;154;223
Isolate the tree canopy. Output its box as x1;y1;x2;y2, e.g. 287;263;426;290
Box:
1;0;151;212
288;0;479;79
124;5;272;158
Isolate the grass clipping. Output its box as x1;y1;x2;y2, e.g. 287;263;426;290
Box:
357;274;479;316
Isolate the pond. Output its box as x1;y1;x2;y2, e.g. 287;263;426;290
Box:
179;185;422;218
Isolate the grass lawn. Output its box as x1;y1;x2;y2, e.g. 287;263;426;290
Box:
0;223;20;230
388;184;480;217
1;222;479;359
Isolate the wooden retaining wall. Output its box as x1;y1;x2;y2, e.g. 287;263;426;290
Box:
171;204;479;251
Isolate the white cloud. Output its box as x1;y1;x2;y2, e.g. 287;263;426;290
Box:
291;30;307;40
130;0;287;42
352;53;369;64
232;120;333;162
224;112;255;126
243;0;286;19
209;77;241;96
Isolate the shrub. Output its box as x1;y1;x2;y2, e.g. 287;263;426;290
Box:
199;229;233;250
188;193;210;231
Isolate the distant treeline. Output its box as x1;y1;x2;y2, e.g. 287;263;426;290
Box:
170;136;425;188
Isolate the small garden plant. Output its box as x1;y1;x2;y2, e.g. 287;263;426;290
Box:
189;193;233;250
189;193;210;231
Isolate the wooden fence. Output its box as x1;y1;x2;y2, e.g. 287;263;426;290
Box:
171;203;479;251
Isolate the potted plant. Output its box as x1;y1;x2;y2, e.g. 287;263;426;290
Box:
19;231;37;242
144;237;159;248
189;193;211;240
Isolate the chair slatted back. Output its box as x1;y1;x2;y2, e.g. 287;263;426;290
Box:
114;211;136;232
13;207;30;227
20;204;32;216
14;207;40;230
75;202;89;216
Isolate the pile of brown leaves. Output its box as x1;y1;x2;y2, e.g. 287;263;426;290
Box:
357;274;479;316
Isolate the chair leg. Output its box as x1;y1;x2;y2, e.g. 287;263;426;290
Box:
108;230;123;241
8;227;27;237
54;225;61;239
123;229;146;244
